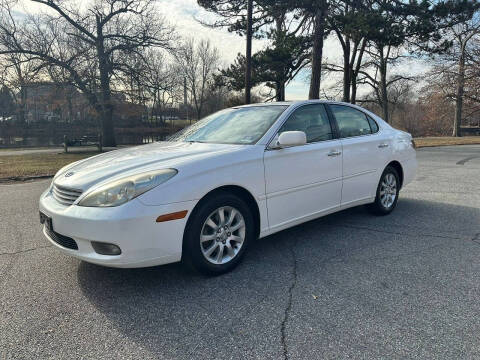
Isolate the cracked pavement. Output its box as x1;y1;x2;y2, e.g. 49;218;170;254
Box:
1;144;479;359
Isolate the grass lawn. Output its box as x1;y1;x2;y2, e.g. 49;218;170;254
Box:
414;136;480;148
0;152;100;180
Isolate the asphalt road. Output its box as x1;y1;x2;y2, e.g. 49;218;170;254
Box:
1;145;479;360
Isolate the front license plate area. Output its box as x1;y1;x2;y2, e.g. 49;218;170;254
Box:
39;212;53;231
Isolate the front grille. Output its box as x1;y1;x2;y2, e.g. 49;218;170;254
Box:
52;184;83;206
45;226;78;250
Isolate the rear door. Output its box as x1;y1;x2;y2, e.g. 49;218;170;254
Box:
263;104;343;230
328;104;391;206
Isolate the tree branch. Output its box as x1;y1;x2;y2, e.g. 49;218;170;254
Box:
30;0;96;40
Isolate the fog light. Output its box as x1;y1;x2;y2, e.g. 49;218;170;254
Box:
91;241;122;255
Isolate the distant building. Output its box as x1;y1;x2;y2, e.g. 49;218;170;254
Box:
23;82;86;123
21;82;148;125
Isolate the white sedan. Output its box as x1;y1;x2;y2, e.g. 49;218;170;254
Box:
39;100;417;274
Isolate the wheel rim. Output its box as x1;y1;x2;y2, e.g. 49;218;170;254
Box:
200;206;246;265
380;173;397;208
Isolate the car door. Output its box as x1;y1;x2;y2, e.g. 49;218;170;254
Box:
263;104;343;230
328;104;391;206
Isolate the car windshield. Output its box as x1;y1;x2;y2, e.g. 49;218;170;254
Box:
167;105;288;145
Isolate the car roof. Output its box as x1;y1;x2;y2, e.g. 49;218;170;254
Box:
233;101;293;108
235;100;353;108
237;100;383;117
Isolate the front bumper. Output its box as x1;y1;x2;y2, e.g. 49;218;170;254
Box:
39;188;197;268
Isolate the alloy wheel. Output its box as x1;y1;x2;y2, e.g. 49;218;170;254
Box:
380;173;397;208
200;206;246;265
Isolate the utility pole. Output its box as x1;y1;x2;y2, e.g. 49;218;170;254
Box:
245;0;253;104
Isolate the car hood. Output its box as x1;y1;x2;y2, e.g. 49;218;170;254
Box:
53;141;245;191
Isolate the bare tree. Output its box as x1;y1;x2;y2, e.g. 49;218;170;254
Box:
0;53;45;123
421;12;480;135
465;37;480;117
356;45;415;122
0;64;15;119
141;51;181;125
418;81;457;136
176;39;220;120
0;0;174;146
450;16;480;136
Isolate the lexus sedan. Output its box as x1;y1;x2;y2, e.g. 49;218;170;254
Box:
39;100;417;274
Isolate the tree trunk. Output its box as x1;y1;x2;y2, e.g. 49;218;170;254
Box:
67;94;73;123
342;39;350;102
196;99;202;120
99;105;114;146
98;89;115;146
96;16;116;147
276;82;286;101
453;43;466;137
309;3;327;100
245;0;253;104
351;76;357;104
19;85;26;123
350;39;366;105
274;14;286;102
379;52;389;123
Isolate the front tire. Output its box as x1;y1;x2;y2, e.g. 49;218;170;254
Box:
368;166;400;216
183;192;254;275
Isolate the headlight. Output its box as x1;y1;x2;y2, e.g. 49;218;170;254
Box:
77;169;177;207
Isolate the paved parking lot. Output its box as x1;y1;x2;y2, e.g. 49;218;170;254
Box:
1;145;479;359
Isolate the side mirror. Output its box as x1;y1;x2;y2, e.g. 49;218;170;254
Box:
276;131;307;148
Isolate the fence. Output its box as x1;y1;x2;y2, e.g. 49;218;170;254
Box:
0;122;185;148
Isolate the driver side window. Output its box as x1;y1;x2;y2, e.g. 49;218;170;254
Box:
279;104;333;143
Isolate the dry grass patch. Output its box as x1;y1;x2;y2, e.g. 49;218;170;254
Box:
0;152;100;180
414;136;480;148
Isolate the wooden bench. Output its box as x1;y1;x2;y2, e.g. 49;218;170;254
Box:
64;134;102;153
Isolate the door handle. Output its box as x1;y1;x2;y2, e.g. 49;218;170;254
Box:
327;150;342;157
378;143;389;148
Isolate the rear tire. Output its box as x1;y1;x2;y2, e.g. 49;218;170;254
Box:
368;166;400;216
182;192;254;275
